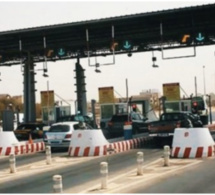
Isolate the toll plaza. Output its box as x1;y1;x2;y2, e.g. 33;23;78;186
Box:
0;4;214;126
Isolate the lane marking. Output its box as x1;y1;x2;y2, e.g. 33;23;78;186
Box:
79;158;204;194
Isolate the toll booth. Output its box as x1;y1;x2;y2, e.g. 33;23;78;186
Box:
42;105;71;125
130;96;158;121
100;103;128;129
2;110;14;131
164;100;192;113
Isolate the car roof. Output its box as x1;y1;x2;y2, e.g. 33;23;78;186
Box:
162;112;190;114
18;122;46;125
51;121;80;126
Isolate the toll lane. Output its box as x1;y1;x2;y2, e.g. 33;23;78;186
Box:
0;148;162;193
121;157;215;193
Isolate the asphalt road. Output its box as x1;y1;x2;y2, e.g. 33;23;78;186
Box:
126;157;215;193
0;147;162;193
1;132;215;193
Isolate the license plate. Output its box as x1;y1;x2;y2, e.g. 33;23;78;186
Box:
158;133;169;137
15;134;23;137
51;140;60;143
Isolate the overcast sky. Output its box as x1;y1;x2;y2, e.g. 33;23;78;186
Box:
0;0;214;105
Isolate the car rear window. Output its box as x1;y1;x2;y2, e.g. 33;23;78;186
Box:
49;125;70;132
16;124;43;130
57;115;85;122
111;115;128;122
161;113;184;121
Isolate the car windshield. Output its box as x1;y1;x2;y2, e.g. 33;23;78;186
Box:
49;125;70;132
57;115;85;122
111;115;128;122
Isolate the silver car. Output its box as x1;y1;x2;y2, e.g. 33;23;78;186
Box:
44;121;87;148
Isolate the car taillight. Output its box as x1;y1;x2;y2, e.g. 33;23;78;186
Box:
176;121;181;128
108;121;113;126
65;134;72;139
124;121;132;125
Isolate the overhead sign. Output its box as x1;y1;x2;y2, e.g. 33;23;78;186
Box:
40;90;55;107
163;83;180;101
98;87;115;103
180;32;206;44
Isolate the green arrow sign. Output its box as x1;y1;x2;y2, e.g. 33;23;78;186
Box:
123;40;132;50
58;48;65;56
196;33;205;42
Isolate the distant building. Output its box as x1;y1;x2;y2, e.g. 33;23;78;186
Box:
0;94;11;99
12;95;23;104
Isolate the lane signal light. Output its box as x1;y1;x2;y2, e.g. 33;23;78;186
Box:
193;102;198;107
182;34;190;43
58;48;66;56
132;104;137;112
192;101;198;113
123;40;132;50
196;33;205;42
46;49;54;57
111;42;118;51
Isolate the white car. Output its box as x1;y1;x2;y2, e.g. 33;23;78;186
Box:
44;121;92;148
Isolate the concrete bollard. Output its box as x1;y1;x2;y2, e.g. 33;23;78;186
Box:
53;175;63;193
46;146;52;165
163;145;170;166
12;143;18;155
100;162;108;189
9;154;16;173
137;151;144;175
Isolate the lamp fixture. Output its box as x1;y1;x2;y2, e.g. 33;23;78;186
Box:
43;72;49;77
95;69;101;73
152;50;159;68
127;51;132;57
95;63;101;73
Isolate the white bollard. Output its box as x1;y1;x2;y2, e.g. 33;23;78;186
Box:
12;143;16;155
137;151;144;175
163;145;170;166
46;146;52;165
9;154;16;173
100;162;108;189
53;175;63;193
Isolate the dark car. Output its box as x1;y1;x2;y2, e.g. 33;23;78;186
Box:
186;112;203;127
107;112;148;137
14;122;46;141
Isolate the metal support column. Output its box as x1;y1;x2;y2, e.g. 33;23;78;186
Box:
23;53;36;122
91;99;97;128
74;57;87;115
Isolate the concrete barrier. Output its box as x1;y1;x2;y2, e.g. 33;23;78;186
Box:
68;129;153;157
0;132;20;155
68;129;109;157
0;131;45;156
171;128;215;158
